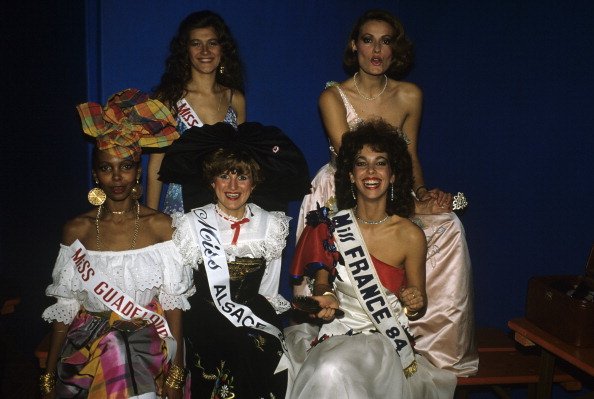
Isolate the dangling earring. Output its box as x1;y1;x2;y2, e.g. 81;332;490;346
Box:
351;183;357;200
88;178;106;206
390;184;395;202
131;178;143;200
219;64;225;75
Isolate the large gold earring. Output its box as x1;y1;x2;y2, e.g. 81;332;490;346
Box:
88;178;106;206
131;179;143;200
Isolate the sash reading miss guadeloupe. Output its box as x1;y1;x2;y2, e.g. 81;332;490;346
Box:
67;240;176;360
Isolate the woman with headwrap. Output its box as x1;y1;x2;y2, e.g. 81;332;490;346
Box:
40;89;193;399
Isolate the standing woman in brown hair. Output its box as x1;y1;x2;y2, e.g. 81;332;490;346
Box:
147;10;246;214
296;9;477;376
40;89;192;399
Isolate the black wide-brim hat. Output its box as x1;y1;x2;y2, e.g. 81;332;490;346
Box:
159;122;311;212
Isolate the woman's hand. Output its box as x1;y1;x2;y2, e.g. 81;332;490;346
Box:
400;286;424;313
414;197;446;215
428;188;453;210
312;294;340;321
415;187;452;213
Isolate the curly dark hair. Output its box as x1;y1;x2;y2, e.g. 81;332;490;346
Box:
203;147;263;187
335;120;414;217
343;9;414;79
152;10;244;115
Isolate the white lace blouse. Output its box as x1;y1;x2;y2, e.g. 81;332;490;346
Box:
42;241;193;324
172;203;291;314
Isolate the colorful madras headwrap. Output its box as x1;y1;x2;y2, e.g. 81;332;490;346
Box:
76;88;179;161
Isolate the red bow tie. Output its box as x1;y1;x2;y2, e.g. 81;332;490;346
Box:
230;218;250;245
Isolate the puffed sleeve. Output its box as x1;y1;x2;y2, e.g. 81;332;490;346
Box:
172;212;202;269
41;245;81;324
158;240;195;311
258;211;291;313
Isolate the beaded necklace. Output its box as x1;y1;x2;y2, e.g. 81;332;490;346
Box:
353;72;388;101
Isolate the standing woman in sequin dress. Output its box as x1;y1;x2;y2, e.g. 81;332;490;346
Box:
147;10;246;214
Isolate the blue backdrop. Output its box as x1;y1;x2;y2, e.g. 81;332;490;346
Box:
85;0;594;331
1;1;593;396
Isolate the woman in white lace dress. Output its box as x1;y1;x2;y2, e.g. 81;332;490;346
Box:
40;89;192;399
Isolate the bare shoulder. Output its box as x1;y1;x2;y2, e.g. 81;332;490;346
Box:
61;210;96;245
391;216;425;244
319;84;342;106
230;89;245;106
142;207;174;241
393;81;422;102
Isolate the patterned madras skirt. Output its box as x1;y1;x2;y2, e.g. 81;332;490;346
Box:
56;301;168;398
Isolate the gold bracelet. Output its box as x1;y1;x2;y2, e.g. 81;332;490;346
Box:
165;364;186;390
322;291;339;304
404;307;419;318
39;371;56;395
414;185;428;198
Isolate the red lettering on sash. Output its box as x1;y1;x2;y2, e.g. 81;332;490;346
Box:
72;248;86;265
81;266;94;281
121;301;135;317
130;307;142;319
178;103;197;126
103;288;117;302
111;295;124;310
94;281;108;294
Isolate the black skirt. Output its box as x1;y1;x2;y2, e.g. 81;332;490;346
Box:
185;260;287;398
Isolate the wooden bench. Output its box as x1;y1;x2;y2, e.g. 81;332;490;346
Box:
456;328;581;398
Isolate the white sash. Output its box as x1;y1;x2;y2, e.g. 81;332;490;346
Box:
331;209;417;377
176;98;203;130
187;207;286;349
68;240;176;361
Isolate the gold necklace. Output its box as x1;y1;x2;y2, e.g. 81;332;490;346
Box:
353;72;388;101
95;200;140;250
105;204;135;215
